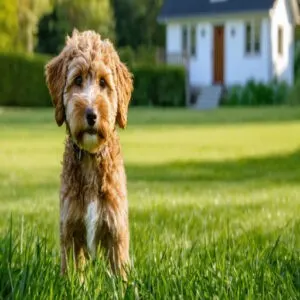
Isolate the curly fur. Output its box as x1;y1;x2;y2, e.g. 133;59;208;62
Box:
45;30;133;277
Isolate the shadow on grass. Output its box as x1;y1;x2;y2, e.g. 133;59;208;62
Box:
127;149;300;184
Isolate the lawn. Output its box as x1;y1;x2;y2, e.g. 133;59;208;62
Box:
1;106;300;299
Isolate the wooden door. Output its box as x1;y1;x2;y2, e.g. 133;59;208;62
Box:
213;26;224;84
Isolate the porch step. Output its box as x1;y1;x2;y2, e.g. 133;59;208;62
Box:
193;85;222;110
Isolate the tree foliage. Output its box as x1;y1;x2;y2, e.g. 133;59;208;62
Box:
17;0;51;53
0;0;51;53
36;0;115;54
1;0;166;56
35;7;64;54
111;0;165;49
0;0;19;51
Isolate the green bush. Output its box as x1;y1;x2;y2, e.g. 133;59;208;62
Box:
118;46;157;68
271;80;290;105
135;46;156;65
118;46;135;69
132;65;185;107
223;79;290;106
0;52;51;107
0;53;185;107
294;47;300;79
287;78;300;105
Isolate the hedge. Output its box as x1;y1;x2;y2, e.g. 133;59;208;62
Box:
132;65;185;107
0;53;51;106
222;79;290;106
0;53;185;107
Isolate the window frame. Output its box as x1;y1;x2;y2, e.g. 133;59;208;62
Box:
190;25;197;57
181;25;197;58
182;25;188;56
278;26;283;56
245;20;261;56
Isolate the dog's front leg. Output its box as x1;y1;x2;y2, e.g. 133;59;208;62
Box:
60;222;87;275
60;221;70;275
106;227;130;279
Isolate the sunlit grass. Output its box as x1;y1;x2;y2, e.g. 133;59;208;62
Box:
1;107;300;298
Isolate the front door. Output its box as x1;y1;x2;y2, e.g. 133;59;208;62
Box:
213;25;224;84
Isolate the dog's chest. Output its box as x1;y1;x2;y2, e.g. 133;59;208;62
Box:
83;195;117;258
84;200;99;257
81;158;102;256
81;158;116;257
62;153;122;256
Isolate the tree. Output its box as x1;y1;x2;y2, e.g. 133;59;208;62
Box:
17;0;51;52
36;0;115;55
62;0;115;41
0;0;19;52
35;7;65;54
111;0;165;49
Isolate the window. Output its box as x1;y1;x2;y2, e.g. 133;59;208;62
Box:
246;23;252;53
253;22;261;53
278;26;283;55
182;25;197;57
182;26;188;55
245;21;261;55
191;26;197;56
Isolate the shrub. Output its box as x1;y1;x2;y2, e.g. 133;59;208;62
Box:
271;80;290;105
0;53;186;107
135;46;156;65
223;79;290;106
118;46;135;69
119;46;161;68
286;78;300;105
294;47;300;79
0;52;51;107
132;65;185;107
223;85;243;106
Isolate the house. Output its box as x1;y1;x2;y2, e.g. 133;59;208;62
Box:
158;0;300;107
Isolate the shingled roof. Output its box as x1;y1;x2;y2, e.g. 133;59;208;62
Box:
159;0;276;20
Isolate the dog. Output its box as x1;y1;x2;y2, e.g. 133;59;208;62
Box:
45;30;133;277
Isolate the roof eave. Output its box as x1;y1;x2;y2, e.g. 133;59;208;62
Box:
158;10;270;24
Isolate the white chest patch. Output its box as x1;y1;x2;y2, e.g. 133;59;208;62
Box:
84;201;99;258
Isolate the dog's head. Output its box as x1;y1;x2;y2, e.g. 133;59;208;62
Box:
45;30;133;153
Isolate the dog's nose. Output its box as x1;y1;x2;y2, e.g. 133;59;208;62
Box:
86;108;97;126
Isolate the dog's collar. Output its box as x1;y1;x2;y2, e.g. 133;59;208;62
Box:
71;140;108;161
72;142;91;161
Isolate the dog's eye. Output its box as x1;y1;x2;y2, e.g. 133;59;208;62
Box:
74;76;83;86
99;78;106;88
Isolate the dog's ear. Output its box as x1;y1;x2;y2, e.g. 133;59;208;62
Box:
115;61;133;129
45;53;67;126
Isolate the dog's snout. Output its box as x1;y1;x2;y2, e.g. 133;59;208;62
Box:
86;108;97;126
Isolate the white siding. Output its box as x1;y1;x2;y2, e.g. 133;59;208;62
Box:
225;18;270;85
165;5;295;86
271;0;294;85
190;24;212;85
166;24;181;53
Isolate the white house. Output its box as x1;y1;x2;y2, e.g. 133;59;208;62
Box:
159;0;300;90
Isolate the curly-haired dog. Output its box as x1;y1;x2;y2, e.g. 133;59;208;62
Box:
45;30;133;277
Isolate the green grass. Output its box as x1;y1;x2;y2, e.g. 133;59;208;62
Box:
1;106;300;299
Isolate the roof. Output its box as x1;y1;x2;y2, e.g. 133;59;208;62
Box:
159;0;276;20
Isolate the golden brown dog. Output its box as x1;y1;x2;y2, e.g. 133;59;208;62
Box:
45;30;133;277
